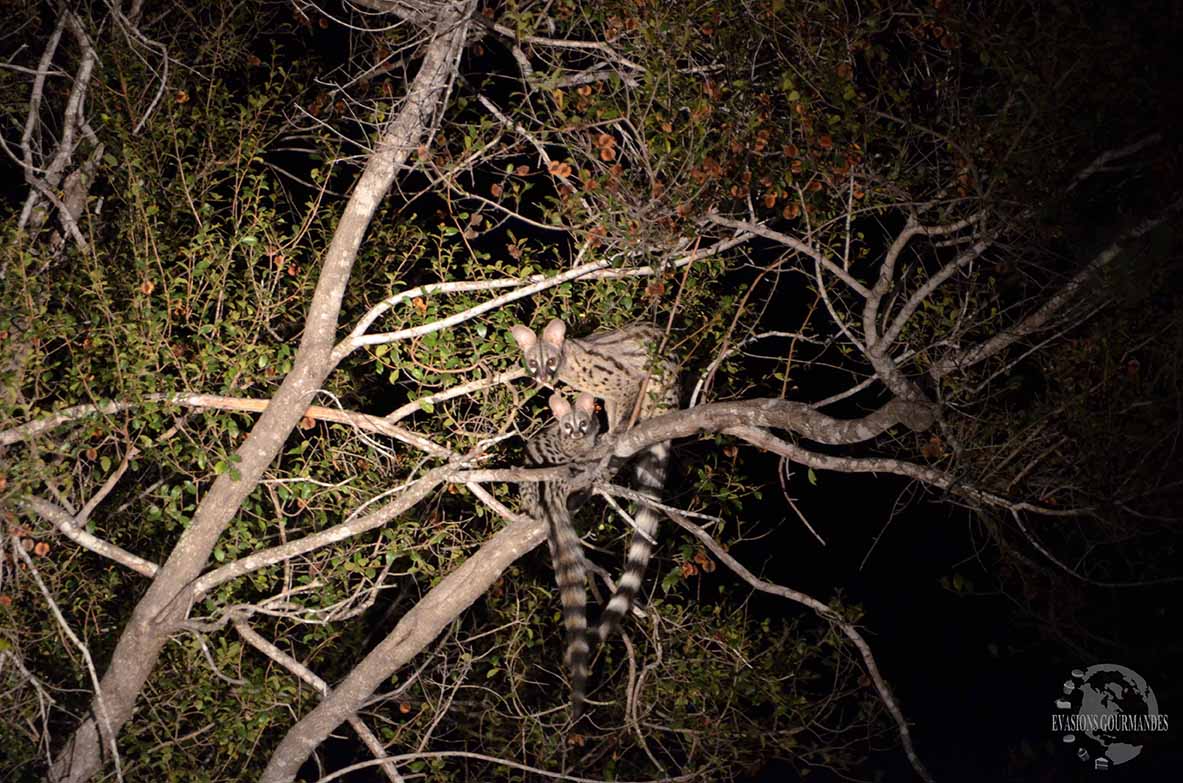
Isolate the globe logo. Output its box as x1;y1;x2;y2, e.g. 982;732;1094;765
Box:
1050;664;1168;770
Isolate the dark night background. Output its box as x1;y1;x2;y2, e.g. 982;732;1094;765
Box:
2;0;1181;781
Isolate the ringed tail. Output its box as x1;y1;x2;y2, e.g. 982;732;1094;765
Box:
596;440;669;642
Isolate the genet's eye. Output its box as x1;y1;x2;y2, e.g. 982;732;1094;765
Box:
547;359;557;369
527;360;537;370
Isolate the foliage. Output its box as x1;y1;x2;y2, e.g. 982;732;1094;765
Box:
0;0;1179;781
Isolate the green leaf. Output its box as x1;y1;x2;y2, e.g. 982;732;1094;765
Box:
807;467;818;486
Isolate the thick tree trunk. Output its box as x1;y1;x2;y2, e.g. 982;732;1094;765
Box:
47;5;474;780
259;516;546;783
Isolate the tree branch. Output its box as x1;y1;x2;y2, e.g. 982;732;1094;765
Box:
607;397;939;463
22;497;159;579
233;620;404;783
929;194;1183;380
259;512;545;783
705;213;872;298
664;510;934;783
1;393;446;457
14;538;124;782
47;3;475;779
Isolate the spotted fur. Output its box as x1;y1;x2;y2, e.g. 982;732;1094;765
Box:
523;392;600;720
512;318;679;644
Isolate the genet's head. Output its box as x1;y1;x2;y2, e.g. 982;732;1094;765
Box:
510;318;567;385
548;392;598;443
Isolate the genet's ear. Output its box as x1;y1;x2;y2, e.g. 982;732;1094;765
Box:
574;393;596;417
548;392;572;419
541;318;567;348
509;324;536;351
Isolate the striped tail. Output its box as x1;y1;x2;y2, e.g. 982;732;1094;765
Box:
596;440;669;643
546;491;591;721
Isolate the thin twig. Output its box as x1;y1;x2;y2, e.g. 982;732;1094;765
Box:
663;511;934;783
13;538;125;782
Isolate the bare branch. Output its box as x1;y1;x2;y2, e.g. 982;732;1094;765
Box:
607;397;939;463
192;468;447;599
705;213;872;298
863;212;985;351
308;751;697;783
344;0;436;26
1;393;448;457
48;4;477;778
482;20;646;73
258;512;545;783
341;260;610;351
234;620;404;783
665;511;934;783
333;231;752;364
13;538;124;782
930;194;1183;379
877;237;993;353
1067;134;1162;192
22;497;159;578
